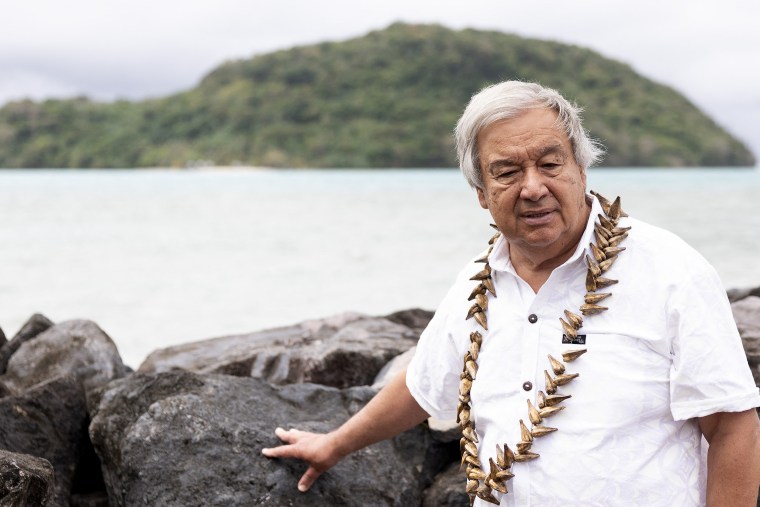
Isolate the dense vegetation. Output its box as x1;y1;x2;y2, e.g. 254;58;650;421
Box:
0;23;754;168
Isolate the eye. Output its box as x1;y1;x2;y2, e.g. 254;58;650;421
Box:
493;166;520;178
494;171;519;182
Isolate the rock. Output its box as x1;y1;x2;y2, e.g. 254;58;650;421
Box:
422;462;469;507
0;449;55;507
383;308;435;336
731;296;760;386
727;286;760;303
0;375;88;507
732;296;760;336
1;320;126;395
0;326;6;350
0;313;54;375
138;312;421;388
89;371;449;507
372;347;415;389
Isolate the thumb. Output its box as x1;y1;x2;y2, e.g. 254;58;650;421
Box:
298;465;322;492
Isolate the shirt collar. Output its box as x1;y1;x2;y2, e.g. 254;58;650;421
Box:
488;193;603;275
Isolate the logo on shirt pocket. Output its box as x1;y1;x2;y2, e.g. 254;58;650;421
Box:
562;334;586;344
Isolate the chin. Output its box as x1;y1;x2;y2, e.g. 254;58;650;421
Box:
520;231;562;248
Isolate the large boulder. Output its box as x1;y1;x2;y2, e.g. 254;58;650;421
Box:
0;313;54;375
0;375;88;507
1;320;126;395
731;295;760;386
422;462;469;507
88;371;449;507
138;312;425;388
0;449;55;507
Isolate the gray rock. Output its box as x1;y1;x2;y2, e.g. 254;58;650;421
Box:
727;286;760;303
1;320;126;395
0;313;54;375
731;295;760;386
138;312;421;388
372;347;415;389
89;371;449;507
0;449;55;507
0;375;88;507
383;309;434;336
422;462;468;507
0;326;6;350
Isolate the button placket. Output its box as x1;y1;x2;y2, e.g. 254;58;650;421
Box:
516;309;542;507
519;309;541;399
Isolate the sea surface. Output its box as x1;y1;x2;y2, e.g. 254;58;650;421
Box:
1;167;758;368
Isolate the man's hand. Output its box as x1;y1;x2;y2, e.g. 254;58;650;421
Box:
261;427;344;492
260;368;429;493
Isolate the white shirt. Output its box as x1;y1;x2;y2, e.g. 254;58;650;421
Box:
407;195;760;507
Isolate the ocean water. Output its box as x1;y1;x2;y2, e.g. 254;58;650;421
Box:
0;167;758;368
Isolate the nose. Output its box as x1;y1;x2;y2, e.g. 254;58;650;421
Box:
519;167;549;202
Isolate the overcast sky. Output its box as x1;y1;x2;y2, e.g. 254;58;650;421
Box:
1;0;758;161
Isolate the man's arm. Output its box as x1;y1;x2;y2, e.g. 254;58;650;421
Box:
699;409;760;507
261;367;430;492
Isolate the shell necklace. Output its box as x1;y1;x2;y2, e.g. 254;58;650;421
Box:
458;191;629;506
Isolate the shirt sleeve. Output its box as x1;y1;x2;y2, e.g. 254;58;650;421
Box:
406;269;471;421
668;263;760;420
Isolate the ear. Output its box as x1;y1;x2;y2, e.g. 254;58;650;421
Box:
476;187;489;210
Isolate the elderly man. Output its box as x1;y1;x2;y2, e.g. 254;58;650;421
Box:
262;81;760;506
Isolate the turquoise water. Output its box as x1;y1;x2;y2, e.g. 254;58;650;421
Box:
0;167;758;367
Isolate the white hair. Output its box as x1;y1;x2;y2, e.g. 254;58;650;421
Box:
455;81;605;189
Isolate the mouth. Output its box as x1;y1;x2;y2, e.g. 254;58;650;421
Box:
523;210;553;218
521;209;556;225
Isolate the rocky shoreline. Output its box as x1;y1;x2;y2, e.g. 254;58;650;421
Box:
1;290;758;506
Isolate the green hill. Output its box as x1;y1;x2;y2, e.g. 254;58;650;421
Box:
0;23;754;168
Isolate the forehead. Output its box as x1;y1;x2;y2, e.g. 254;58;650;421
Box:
477;108;572;159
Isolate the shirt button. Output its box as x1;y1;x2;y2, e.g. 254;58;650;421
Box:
522;381;533;391
528;314;538;323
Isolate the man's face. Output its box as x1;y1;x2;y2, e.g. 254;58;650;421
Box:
475;108;588;255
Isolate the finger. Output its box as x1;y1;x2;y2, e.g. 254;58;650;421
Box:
274;427;291;442
275;427;313;444
261;443;298;459
298;466;322;492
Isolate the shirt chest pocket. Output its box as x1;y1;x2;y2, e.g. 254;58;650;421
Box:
557;332;673;427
